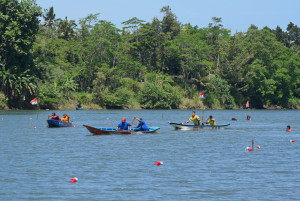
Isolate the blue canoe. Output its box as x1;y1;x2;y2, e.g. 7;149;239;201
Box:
47;119;73;127
83;125;160;135
169;122;230;130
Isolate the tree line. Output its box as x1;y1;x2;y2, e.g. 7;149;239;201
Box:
0;0;299;110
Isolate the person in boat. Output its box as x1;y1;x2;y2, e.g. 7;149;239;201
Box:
134;117;149;131
61;113;70;123
286;125;292;132
183;111;201;125
205;115;216;126
247;115;251;120
116;117;132;131
50;112;60;121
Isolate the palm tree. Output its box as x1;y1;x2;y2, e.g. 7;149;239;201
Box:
56;17;77;40
0;65;37;108
43;6;56;29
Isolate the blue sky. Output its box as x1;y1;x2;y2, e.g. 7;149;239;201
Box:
36;0;300;33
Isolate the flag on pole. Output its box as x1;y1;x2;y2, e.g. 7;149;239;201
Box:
30;97;38;105
245;100;249;108
199;92;204;99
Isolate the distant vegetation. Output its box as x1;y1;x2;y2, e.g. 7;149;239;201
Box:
0;0;299;109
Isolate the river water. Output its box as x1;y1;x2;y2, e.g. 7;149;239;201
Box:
0;110;299;200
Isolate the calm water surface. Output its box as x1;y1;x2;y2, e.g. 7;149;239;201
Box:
0;110;299;201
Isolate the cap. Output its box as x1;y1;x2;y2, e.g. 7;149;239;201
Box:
122;117;126;121
52;112;55;116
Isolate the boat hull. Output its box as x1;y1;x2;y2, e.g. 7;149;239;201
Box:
47;119;73;127
83;125;160;135
169;122;230;130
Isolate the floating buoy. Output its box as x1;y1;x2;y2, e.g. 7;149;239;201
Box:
155;161;163;166
256;146;261;149
232;117;237;121
0;117;3;120
33;126;36;129
70;177;78;183
290;140;296;143
72;125;75;127
246;147;252;152
167;121;170;123
106;118;109;120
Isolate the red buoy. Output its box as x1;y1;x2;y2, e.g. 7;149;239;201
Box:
246;147;252;152
70;177;78;183
256;146;261;149
33;126;36;129
290;139;296;143
155;161;163;166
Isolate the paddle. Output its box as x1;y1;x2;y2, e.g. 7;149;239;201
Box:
132;116;143;131
131;116;136;124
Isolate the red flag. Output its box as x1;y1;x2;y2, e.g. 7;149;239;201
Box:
30;97;38;105
246;100;249;108
199;92;204;99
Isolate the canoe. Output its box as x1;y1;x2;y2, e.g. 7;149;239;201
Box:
169;122;230;130
47;119;73;127
83;125;160;135
76;106;84;110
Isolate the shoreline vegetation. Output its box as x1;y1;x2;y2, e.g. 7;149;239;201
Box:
1;94;298;111
1;1;300;111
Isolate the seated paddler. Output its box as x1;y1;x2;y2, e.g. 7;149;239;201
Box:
205;115;216;126
116;117;132;131
61;113;70;123
182;111;201;125
134;117;149;131
50;112;60;121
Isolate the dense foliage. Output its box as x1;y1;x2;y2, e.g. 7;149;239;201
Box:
0;1;299;109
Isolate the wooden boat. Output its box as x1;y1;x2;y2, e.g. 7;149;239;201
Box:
83;125;160;135
47;119;73;127
169;122;230;130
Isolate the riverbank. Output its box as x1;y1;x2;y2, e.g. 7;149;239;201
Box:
1;101;299;110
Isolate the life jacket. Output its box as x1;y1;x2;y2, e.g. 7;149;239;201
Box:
61;115;70;123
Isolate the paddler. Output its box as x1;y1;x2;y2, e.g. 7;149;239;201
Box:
134;117;149;131
50;112;60;120
61;113;70;123
182;111;201;125
116;117;132;131
205;115;216;126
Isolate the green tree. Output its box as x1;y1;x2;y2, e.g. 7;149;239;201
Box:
0;0;41;108
139;82;181;109
204;77;235;109
43;6;56;29
160;5;180;39
138;72;181;109
287;22;300;49
56;17;77;40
